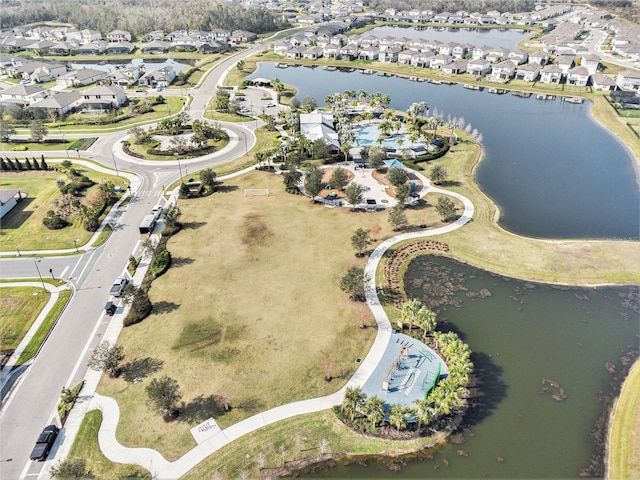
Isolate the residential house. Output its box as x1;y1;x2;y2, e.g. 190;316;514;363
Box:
107;65;141;87
441;60;467;75
430;53;453;69
338;45;358;60
81;85;127;112
398;50;413;65
358;45;379;61
616;70;640;91
105;42;135;55
540;64;563;84
107;30;132;43
508;49;529;65
171;35;199;51
74;41;106;55
322;44;340;59
285;46;306;59
379;47;401;63
410;51;434;68
273;41;292;56
12;60;66;83
438;42;457;56
529;50;550;66
555;55;574;74
515;63;540;82
229;30;257;43
211;29;230;42
29;91;81;116
486;47;510;63
490;60;516;81
471;45;493;59
48;41;77;55
24;40;57;54
80;29;102;43
301;47;323;59
566;66;590;87
591;73;617;91
580;54;601;75
451;43;469;58
138;66;176;88
141;40;171;54
142;30;165;42
466;58;491;76
0;190;23;219
56;68;106;87
0;84;48;106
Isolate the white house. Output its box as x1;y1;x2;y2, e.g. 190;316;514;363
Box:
616;70;640;91
515;63;540;82
81;85;127;112
540;64;563;84
566;66;590;87
0;190;23;219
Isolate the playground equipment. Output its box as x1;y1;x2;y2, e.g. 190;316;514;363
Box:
381;344;410;392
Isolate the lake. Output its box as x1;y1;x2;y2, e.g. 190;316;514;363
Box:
249;63;640;240
306;256;639;479
365;25;533;50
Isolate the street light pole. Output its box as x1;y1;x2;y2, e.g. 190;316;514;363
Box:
34;260;46;292
175;153;183;182
15;245;21;256
111;150;120;177
72;239;79;252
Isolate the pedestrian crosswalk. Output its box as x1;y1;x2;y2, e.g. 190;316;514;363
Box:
135;189;165;197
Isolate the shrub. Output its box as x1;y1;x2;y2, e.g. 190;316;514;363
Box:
151;249;171;278
43;213;68;230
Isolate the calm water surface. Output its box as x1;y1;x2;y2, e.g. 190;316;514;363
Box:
306;256;639;479
366;25;532;50
249;63;640;239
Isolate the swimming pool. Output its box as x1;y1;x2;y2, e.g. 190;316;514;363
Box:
354;123;404;149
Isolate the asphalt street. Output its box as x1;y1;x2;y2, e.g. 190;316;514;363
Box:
0;44;262;480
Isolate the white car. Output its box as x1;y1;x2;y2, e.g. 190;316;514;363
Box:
265;102;276;107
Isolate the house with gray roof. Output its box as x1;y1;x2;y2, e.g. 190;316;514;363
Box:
515;63;540;82
141;40;171;54
30;91;81;116
591;74;617;92
616;70;640;92
81;85;127;112
56;68;106;87
138;66;176;88
566;66;589;87
540;64;563;84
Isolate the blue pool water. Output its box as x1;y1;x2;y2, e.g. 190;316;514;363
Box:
355;124;405;149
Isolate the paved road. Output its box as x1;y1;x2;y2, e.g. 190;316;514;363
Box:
0;45;263;480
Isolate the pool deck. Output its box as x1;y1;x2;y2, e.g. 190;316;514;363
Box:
360;332;448;413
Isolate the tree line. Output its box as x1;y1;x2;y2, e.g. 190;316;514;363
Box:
1;0;290;38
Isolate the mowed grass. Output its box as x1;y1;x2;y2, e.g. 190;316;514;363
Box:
608;360;640;480
67;410;151;480
185;409;452;479
0;168;128;251
0;286;50;352
97;169;459;460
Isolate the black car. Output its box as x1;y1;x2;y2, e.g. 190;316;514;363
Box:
105;301;117;316
30;424;59;461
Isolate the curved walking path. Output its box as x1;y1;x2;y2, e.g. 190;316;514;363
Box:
87;182;474;479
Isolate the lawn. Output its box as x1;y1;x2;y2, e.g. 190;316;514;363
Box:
608;360;640;480
66;410;151;480
125;136;228;161
0;140;74;151
0;286;50;354
0;167;128;251
97;168;460;460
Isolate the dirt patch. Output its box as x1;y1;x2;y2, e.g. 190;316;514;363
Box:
240;213;273;247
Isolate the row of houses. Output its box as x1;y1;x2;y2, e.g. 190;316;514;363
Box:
0;25;257;56
0;55;178;89
273;31;615;87
0;83;128;115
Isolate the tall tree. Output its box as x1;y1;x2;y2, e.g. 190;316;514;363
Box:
304;165;324;200
87;341;125;377
330;166;349;190
364;395;385;431
351;227;370;257
344;182;363;210
30;120;47;142
145;375;182;417
430;165;447;185
435;196;456;222
199;167;217;192
388;204;408;231
340;265;370;302
386;167;409;187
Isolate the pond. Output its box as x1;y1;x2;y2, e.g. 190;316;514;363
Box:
249;63;640;240
306;256;639;479
364;25;533;51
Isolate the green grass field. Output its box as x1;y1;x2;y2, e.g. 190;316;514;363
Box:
0;167;128;251
0;286;50;352
608;360;640;480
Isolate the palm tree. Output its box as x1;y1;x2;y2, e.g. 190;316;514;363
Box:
381;93;391;107
377;120;392;138
388;404;407;431
401;299;423;333
364;395;385;431
342;387;366;421
413;398;434;429
358;90;368;103
416;308;437;339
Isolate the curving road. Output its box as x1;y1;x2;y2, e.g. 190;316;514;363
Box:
0;44;263;480
0;41;475;480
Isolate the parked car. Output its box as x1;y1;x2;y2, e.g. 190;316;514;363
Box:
151;204;163;216
109;277;128;297
265;102;276;107
105;301;116;316
30;425;59;461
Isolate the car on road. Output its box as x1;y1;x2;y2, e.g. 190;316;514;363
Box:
110;277;128;297
105;301;117;316
136;88;144;92
30;424;59;461
151;204;163;216
265;102;276;107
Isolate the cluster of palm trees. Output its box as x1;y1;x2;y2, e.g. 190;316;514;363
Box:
339;299;472;434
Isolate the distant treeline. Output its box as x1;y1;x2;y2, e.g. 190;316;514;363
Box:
368;0;537;13
1;0;290;37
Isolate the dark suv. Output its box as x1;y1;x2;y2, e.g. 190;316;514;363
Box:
30;424;59;461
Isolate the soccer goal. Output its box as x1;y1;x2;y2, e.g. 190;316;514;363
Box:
244;189;270;197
